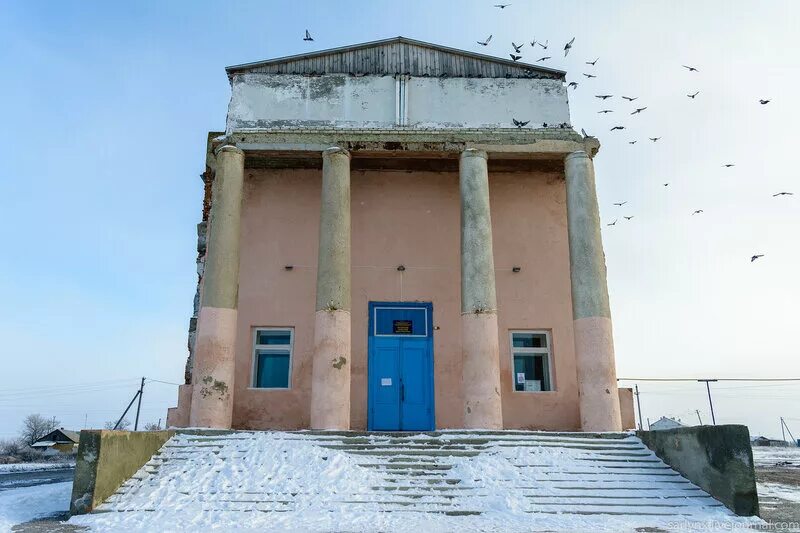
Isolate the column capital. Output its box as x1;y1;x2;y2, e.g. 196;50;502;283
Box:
565;150;591;162
323;146;351;159
461;148;488;160
215;145;244;157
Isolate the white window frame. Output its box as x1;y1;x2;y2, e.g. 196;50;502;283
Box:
509;330;554;393
250;327;294;390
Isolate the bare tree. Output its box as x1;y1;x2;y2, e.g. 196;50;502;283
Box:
104;419;131;430
19;414;60;445
143;422;162;431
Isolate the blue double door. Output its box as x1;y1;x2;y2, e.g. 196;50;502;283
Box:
368;302;435;431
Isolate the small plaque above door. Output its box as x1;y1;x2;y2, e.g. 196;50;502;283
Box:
392;320;412;334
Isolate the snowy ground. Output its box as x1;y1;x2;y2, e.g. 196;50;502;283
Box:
0;481;71;532
0;463;74;474
752;445;800;468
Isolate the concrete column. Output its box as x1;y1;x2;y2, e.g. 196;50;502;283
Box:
565;151;623;432
189;145;245;428
460;149;503;429
310;147;352;430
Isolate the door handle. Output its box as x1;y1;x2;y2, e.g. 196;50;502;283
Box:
400;382;405;402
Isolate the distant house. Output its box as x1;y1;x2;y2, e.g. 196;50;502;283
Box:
31;429;80;454
751;435;789;447
650;417;686;431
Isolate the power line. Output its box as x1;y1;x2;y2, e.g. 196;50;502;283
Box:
0;378;140;394
146;378;183;386
618;377;800;382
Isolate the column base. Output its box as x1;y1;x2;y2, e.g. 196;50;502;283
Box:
310;309;352;430
461;312;503;429
189;306;238;429
574;316;622;431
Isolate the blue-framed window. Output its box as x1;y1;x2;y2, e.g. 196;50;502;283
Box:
373;306;429;337
252;328;293;389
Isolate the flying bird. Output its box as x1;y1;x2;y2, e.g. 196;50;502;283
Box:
586;58;599;66
303;30;314;41
512;118;530;128
682;65;699;72
773;191;793;196
621;96;638;101
629;141;637;145
663;183;669;187
477;34;492;46
723;163;735;168
751;254;764;262
583;73;597;79
536;56;551;62
568;81;579;89
538;39;549;49
595;94;613;100
512;42;523;53
510;54;522;62
613;202;628;206
649;137;661;142
610;126;625;131
692;209;704;215
494;3;511;8
607;219;618;226
530;39;537;47
687;91;699;99
759;99;771;105
624;216;634;220
631;107;647;115
564;37;575;56
598;109;613;114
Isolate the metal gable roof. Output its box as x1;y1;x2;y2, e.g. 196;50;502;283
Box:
225;36;566;79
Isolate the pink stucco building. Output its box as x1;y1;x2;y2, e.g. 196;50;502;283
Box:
167;37;634;432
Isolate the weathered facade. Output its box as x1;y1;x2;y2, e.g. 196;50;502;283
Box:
167;37;629;432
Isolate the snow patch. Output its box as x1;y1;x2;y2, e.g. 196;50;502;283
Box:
0;481;71;531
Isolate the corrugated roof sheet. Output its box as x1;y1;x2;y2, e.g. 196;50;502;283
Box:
226;36;565;80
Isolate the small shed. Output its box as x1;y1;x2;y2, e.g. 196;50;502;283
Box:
650;417;686;431
31;428;80;454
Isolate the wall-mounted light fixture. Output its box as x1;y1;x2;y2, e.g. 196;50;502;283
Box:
284;265;294;271
397;265;406;271
512;266;521;273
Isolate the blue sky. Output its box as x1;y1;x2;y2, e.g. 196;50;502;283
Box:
1;1;798;439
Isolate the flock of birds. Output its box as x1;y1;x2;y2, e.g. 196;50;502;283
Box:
301;10;792;263
474;5;792;264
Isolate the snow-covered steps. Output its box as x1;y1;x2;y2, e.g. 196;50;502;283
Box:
82;430;760;532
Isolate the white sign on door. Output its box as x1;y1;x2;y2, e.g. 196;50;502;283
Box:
516;372;525;384
381;378;392;386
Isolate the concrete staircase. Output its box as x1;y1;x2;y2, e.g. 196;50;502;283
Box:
95;430;743;530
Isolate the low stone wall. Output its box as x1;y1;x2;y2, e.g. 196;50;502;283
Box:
70;430;175;515
637;424;759;516
618;387;635;430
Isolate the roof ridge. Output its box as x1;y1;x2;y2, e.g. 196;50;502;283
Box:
225;36;565;79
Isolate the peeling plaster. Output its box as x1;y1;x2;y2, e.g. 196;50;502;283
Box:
226;73;571;133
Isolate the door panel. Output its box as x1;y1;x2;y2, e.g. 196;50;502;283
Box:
370;340;401;431
400;340;429;430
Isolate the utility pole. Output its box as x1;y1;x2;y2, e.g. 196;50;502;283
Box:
781;417;787;442
634;384;644;430
134;377;145;431
695;409;703;425
646;417;651;430
698;379;718;425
